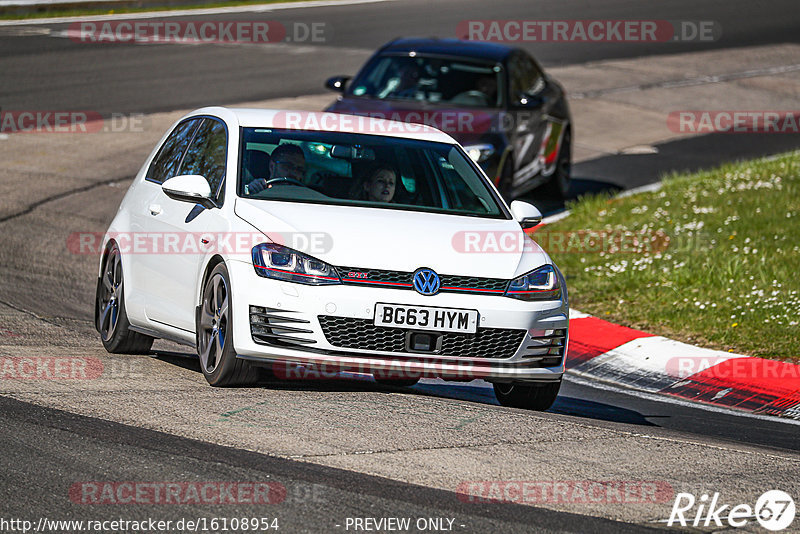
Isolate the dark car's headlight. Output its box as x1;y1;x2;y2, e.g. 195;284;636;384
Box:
463;143;495;163
252;243;340;285
505;264;561;301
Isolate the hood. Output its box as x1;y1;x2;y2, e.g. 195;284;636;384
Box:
326;97;502;145
234;198;549;280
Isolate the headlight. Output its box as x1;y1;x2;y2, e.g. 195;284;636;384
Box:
252;243;340;285
463;143;495;163
505;264;561;301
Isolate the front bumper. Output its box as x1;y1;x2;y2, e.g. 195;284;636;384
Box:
229;260;568;383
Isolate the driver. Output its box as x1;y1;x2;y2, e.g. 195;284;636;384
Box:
475;74;498;105
247;144;306;194
378;62;421;99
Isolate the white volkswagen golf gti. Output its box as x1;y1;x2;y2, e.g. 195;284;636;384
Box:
95;107;568;410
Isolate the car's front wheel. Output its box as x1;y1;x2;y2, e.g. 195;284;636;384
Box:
197;262;259;386
95;243;154;354
493;380;561;411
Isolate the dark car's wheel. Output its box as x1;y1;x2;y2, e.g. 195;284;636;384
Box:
541;129;571;199
197;262;259;387
95;243;154;354
493;380;561;411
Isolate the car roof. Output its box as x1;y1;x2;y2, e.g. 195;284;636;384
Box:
378;37;517;63
186;107;458;144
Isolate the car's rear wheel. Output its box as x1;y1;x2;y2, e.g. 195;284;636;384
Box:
197;263;259;387
541;129;571;199
95;244;154;354
493;380;561;411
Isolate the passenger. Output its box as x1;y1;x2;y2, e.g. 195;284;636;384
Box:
358;164;398;203
247;144;306;194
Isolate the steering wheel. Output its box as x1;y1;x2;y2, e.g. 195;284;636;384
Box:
451;90;490;106
263;177;307;188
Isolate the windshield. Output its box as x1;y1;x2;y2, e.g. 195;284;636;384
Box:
238;128;508;218
347;54;504;108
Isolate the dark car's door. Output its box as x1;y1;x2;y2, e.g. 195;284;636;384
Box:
506;51;566;194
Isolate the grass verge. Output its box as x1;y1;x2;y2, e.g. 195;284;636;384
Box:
541;151;799;362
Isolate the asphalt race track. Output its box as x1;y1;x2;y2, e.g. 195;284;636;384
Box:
1;0;799;114
1;0;799;531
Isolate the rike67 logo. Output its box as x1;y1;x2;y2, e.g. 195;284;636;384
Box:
667;490;795;531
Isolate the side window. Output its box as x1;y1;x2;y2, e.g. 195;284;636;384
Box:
179;118;228;200
146;119;201;184
508;53;545;101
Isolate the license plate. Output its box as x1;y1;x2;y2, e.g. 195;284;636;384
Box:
374;303;478;334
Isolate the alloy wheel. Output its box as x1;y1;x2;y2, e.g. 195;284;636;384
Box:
198;273;229;374
98;249;123;342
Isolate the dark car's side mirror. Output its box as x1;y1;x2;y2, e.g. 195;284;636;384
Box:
515;92;546;108
325;75;351;93
513;78;549;108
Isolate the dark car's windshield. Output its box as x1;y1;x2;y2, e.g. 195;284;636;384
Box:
238;128;508;218
347;54;504;108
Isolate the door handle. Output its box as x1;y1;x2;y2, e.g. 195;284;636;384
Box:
148;204;162;216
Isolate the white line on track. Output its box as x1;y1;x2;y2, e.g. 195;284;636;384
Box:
0;0;394;26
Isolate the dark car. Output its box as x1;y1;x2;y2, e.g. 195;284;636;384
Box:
324;38;572;200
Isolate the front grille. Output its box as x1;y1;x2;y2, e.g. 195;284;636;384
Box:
521;328;566;367
250;306;316;347
439;274;508;292
337;266;508;295
338;266;410;285
318;316;525;359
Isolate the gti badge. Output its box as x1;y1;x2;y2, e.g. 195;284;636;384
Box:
412;268;440;296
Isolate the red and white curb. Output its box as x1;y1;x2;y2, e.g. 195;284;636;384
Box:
566;309;800;420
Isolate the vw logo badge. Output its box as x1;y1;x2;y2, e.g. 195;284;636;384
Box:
412;268;440;296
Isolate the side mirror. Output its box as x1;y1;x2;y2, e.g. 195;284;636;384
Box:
510;200;542;230
162;175;217;209
325;75;351;93
515;92;545;108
